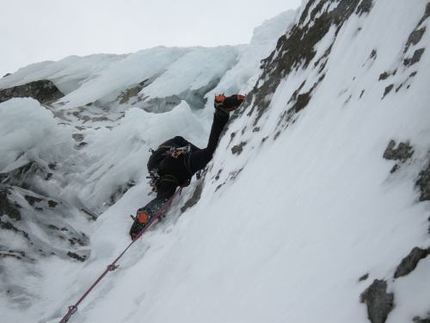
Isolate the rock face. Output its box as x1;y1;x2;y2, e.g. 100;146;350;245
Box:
0;158;90;305
0;0;428;319
0;163;90;262
416;161;430;201
394;247;430;279
0;80;64;104
360;280;394;323
382;140;415;174
0;196;89;303
247;0;372;127
236;0;430;322
383;140;414;163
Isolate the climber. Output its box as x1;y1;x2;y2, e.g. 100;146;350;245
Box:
129;94;246;239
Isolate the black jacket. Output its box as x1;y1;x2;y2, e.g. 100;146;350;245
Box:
155;109;229;198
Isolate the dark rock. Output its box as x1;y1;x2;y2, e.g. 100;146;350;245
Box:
67;251;87;262
360;279;394;323
416;160;430;201
382;84;394;99
383;140;414;162
77;142;88;149
0;186;22;220
48;200;58;208
379;72;390;81
181;181;204;213
356;0;373;15
389;164;400;174
47;224;60;230
81;208;98;221
359;273;369;282
118;85;143;104
117;79;149;104
214;168;243;192
378;70;396;82
0;220;30;240
293;91;312;112
231;142;247;155
414;313;430;323
0;250;26;260
248;0;364;126
394;246;430;278
404;27;426;53
68;235;89;247
404;48;426;67
418;3;430;27
428;215;430;233
72;133;85;142
0;80;64;104
229;168;243;181
24;195;43;206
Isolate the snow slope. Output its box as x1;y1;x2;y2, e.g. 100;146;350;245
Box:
1;1;430;323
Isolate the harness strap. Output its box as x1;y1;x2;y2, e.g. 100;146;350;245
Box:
159;174;180;186
166;145;190;158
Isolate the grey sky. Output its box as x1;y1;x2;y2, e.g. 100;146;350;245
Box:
0;0;302;77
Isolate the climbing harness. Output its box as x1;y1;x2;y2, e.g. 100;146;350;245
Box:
147;145;191;193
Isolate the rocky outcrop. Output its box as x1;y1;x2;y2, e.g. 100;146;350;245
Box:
240;2;429;322
416;159;430;201
382;140;415;174
0;80;64;104
116;76;219;113
394;246;430;278
383;140;414;162
360;280;394;323
247;0;373;128
0;186;89;260
140;78;220;113
371;138;430;322
0;161;90;265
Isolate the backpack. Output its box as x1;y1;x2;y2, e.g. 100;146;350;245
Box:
147;136;192;192
147;136;192;172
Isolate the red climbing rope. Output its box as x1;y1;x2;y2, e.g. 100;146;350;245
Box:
58;189;181;323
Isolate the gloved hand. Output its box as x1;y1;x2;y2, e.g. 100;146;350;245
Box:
214;94;246;112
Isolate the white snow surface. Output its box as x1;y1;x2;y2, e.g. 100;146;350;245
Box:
1;1;430;323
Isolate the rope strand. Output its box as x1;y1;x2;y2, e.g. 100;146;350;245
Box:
58;189;181;323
